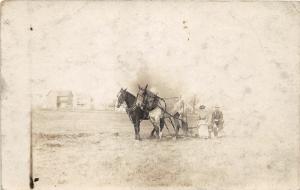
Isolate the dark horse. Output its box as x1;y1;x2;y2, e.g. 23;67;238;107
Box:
116;88;165;140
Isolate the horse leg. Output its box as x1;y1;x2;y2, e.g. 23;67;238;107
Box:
156;121;162;140
173;118;180;138
133;121;141;140
135;120;141;140
154;124;160;139
151;119;160;140
148;119;156;138
155;124;160;139
160;118;164;131
150;128;156;138
133;122;138;140
159;118;164;138
148;116;157;139
152;116;162;140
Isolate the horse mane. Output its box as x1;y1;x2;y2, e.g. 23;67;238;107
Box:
125;91;136;99
124;90;137;108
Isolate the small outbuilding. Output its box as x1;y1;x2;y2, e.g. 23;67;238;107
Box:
74;94;94;110
46;90;73;110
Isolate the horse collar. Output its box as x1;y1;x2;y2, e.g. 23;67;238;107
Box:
126;104;137;113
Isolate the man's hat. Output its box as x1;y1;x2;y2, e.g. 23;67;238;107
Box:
200;105;205;109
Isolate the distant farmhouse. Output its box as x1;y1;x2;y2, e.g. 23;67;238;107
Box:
47;90;74;110
46;90;94;110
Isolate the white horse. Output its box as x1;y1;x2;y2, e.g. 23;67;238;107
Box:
136;86;167;139
148;107;165;139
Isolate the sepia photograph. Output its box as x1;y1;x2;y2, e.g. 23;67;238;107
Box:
1;1;299;190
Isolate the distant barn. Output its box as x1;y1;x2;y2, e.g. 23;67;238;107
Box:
46;90;73;110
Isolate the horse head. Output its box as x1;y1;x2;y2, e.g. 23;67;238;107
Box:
116;88;127;108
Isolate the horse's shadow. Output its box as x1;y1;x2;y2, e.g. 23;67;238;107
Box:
142;133;229;142
143;134;197;141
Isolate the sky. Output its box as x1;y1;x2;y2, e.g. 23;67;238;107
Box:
26;1;299;116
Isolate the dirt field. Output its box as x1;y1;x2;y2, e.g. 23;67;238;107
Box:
32;110;299;190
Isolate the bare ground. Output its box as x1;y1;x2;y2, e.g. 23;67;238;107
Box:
32;110;299;190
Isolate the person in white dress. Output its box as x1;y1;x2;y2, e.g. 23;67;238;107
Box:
198;105;211;138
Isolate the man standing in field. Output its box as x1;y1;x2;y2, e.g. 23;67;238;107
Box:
198;105;211;138
211;105;224;136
